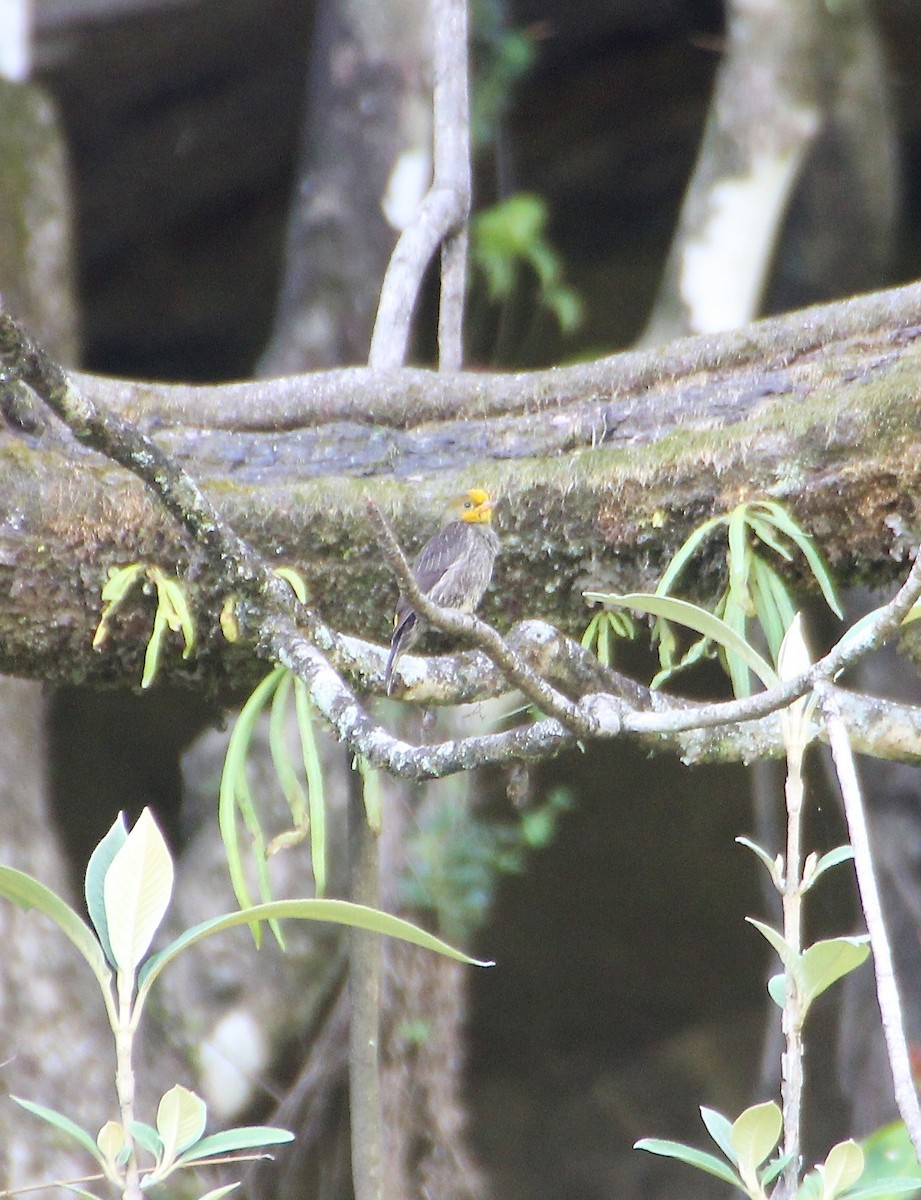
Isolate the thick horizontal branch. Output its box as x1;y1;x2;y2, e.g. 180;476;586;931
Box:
3;285;921;691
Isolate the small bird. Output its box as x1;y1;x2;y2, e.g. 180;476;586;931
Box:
384;487;500;694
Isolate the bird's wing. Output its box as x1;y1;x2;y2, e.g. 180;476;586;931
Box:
409;524;467;595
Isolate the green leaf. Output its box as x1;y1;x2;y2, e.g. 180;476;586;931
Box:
176;1126;295;1165
93;562;145;649
822;1139;864;1198
294;676;327;896
136;898;493;1013
736;837;782;886
104;806;174;971
763;1150;796;1186
268;670;307;826
11;1096;107;1169
96;1119;127;1167
274;565;309;603
747;917;800;972
157;1085;208;1163
721;590;754;697
700;1106;737;1164
730;1101;782;1173
858;1120;921;1200
585;593;779;689
154;572;196;658
581;611;601;650
750;555;795;661
194;1186;241;1200
0;867;113;1003
768;972;787;1009
653;516;724;598
757;501;842;618
218;666;286;937
634;1137;742;1187
747;512;794;561
141;604;169;688
727;505;751;610
804;845;854;892
799;936;870;1012
130;1120;164;1161
84;813;128;967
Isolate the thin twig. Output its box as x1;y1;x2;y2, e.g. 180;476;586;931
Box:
819;682;921;1163
365;494;595;735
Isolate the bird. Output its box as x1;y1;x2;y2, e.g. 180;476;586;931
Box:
384;487;500;694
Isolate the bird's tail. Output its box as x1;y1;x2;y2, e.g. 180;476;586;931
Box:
384;612;416;694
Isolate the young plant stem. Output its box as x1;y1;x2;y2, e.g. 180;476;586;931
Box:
347;773;383;1200
820;683;921;1164
114;969;142;1200
778;733;806;1200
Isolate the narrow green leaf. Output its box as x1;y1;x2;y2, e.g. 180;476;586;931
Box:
274;565;308;603
722;591;753;698
730;1101;782;1173
580;611;600;650
104;807;174;971
294;677;327;896
804;846;854;892
99;562;145;604
136;898;492;1013
156;574;196;657
176;1126;295;1165
727;505;751;607
747;512;794;561
141;604;168;688
634;1137;742;1188
598;607;611;664
84;813;128;967
12;1097;107;1168
269;670;307;825
746;917;800;972
0;867;112;997
736;837;782;885
93;563;145;649
799;936;870;1012
194;1186;241;1200
763;1149;796;1187
700;1106;737;1164
652;516;724;597
157;1085;207;1163
750;556;794;661
219;667;285;932
758;501;842;618
755;553;798;630
587;593;779;689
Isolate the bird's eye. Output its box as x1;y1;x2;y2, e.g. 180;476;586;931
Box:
464;500;473;508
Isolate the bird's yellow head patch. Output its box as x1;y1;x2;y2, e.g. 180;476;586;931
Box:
456;487;494;524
